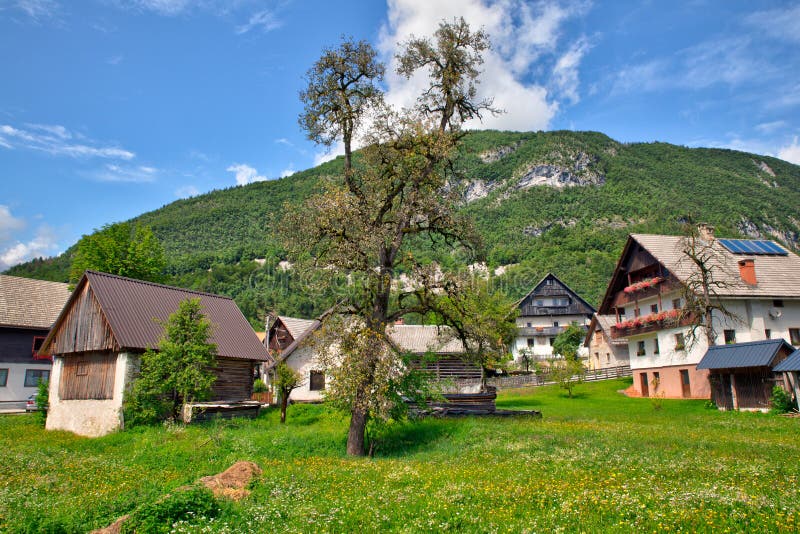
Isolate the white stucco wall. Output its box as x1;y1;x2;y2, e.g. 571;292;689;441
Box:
282;345;326;402
0;361;51;404
512;314;590;360
46;352;138;437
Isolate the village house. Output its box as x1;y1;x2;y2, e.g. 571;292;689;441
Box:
41;271;271;437
697;338;794;410
583;313;631;370
0;275;70;409
597;226;800;399
512;273;595;366
773;348;800;408
265;316;482;402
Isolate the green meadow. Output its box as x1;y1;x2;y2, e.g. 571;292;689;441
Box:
2;378;797;533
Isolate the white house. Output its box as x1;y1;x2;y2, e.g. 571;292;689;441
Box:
0;275;70;409
512;273;595;365
597;227;800;399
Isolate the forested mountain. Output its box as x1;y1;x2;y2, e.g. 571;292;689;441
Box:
9;130;800;325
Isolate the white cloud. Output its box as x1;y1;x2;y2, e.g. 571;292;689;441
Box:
129;0;190;16
107;55;124;66
0;205;26;242
778;137;800;165
280;166;295;178
0;123;135;160
8;0;58;20
0;224;60;271
275;137;293;147
755;120;787;134
175;185;200;198
313;141;344;166
227;163;268;185
91;164;158;183
236;8;282;34
378;0;590;132
745;4;800;43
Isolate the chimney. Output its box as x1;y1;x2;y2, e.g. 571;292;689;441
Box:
738;259;757;285
697;223;715;241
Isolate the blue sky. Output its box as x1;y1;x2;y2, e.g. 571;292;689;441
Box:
1;0;799;270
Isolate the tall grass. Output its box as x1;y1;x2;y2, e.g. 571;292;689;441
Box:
1;379;797;532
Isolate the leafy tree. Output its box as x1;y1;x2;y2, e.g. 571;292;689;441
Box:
70;222;166;285
125;298;217;425
547;357;585;398
299;36;384;174
273;362;302;424
552;322;586;360
289;18;498;456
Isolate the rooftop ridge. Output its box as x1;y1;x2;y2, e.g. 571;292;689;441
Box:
85;270;234;301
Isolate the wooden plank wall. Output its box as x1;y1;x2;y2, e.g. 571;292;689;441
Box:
211;358;254;401
59;352;116;400
415;357;482;380
51;283;117;355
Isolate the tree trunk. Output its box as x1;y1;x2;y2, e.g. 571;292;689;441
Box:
346;405;368;456
280;392;288;424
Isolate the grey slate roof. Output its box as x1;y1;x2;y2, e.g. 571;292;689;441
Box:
50;271;271;362
774;350;800;372
697;339;794;370
278;316;318;340
387;325;466;354
0;274;70;329
630;234;800;298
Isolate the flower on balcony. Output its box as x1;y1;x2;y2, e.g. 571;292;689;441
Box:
622;276;664;294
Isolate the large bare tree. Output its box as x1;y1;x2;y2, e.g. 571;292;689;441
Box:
288;18;506;456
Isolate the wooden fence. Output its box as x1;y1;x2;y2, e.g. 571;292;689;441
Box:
487;365;632;390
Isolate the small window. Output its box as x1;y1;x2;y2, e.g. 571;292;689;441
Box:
536;300;544;307
527;338;534;347
545;279;552;285
549;337;556;346
594;352;599;361
674;333;685;350
764;329;771;339
0;369;8;387
637;340;646;356
606;353;611;363
653;338;660;354
617;307;625;317
526;322;532;328
553;321;559;328
76;360;89;376
773;299;784;308
309;370;325;391
32;336;46;357
651;304;659;314
672;298;682;309
790;328;800;346
652;372;660;388
24;369;49;388
723;330;736;344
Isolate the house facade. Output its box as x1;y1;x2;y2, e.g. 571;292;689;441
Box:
0;275;70;408
583;313;630;370
598;228;800;399
41;271;271;437
512;273;595;364
266;316;482;402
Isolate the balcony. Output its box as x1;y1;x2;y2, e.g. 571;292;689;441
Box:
611;311;694;339
517;326;579;337
613;278;679;308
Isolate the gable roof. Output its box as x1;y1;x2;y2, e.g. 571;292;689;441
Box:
516;272;596;317
602;234;800;312
387;325;466;354
44;271;271;362
583;313;628;347
774;349;800;372
0;274;70;329
277;316;318;340
697;339;794;370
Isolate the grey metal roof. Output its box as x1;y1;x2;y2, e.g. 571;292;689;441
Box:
277;316;318;340
774;349;800;372
57;271;271;361
0;274;70;329
387;325;466;354
697;339;794;370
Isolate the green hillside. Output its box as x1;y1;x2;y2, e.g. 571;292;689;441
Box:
8;130;800;324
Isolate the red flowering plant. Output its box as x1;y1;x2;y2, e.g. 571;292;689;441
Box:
622;276;664;294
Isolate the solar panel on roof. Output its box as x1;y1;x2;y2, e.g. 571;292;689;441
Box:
719;238;788;256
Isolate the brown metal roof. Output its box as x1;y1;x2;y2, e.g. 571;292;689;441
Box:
0;274;70;329
58;271;271;361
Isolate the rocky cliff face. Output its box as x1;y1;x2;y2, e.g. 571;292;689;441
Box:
464;150;605;202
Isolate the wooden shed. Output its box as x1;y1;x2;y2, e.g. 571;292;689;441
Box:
40;271;271;436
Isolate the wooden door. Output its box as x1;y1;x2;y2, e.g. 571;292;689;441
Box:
680;369;691;398
640;372;649;397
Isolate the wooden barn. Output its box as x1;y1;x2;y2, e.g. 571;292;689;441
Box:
40;271;271;437
697;339;794;411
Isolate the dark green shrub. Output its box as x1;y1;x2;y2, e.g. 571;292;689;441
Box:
253;378;268;393
770;385;797;414
121;487;219;534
